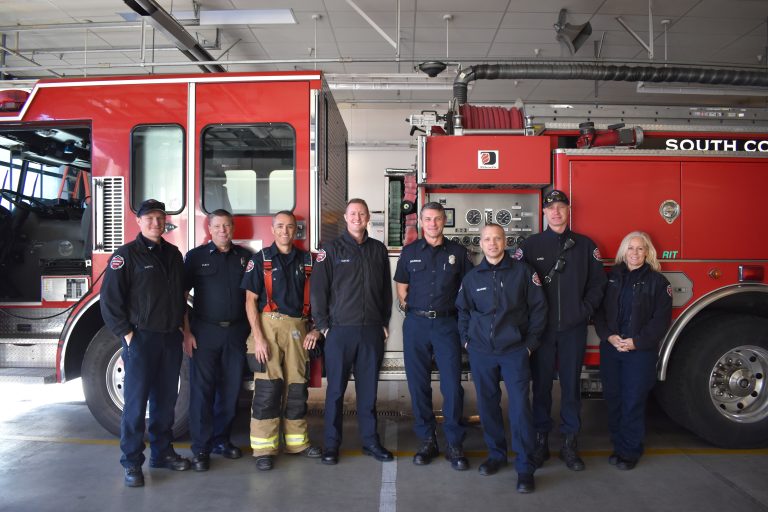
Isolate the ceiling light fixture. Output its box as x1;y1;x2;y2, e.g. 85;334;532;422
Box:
636;81;768;97
327;73;456;91
120;8;297;25
199;9;297;25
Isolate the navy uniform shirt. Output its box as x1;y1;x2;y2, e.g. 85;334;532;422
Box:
520;227;606;332
393;237;472;312
310;230;392;331
456;253;548;354
240;243;309;318
184;241;252;323
594;262;672;352
101;233;186;337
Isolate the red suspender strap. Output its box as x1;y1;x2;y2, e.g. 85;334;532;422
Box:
302;252;313;318
262;249;278;313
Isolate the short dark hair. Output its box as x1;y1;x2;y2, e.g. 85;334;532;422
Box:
346;198;369;213
481;222;505;235
420;202;445;217
272;210;297;224
207;209;233;224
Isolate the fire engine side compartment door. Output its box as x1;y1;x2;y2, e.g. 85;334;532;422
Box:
564;157;681;261
681;160;768;260
193;81;311;252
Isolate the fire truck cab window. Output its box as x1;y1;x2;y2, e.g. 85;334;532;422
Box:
202;124;295;215
0;125;92;302
131;125;184;214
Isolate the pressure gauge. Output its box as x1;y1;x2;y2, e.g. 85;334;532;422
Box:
465;209;482;225
495;209;512;226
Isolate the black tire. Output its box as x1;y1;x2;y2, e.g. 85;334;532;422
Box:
656;313;768;448
81;326;190;438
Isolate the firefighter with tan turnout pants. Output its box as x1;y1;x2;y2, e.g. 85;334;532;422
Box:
241;210;322;471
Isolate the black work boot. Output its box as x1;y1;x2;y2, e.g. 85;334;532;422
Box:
559;434;585;471
531;432;550;468
413;436;439;465
444;444;469;471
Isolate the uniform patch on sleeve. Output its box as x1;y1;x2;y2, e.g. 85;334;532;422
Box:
315;249;326;263
109;255;125;270
513;248;523;260
245;260;255;273
667;284;673;297
593;247;602;261
532;272;542;287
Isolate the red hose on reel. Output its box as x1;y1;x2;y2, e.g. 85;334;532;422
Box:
459;104;523;129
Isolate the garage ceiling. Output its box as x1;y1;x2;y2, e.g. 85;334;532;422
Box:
1;0;767;108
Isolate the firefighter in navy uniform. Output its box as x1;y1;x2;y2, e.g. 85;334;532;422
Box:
520;190;607;471
394;202;472;470
456;223;547;493
100;199;190;488
594;231;672;470
240;210;323;471
183;209;252;471
311;198;393;466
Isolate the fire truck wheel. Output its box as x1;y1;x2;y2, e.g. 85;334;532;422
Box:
657;313;768;448
82;326;190;438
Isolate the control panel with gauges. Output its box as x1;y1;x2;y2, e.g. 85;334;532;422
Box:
426;191;541;257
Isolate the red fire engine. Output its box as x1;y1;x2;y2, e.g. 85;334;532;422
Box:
0;72;347;437
2;71;767;450
381;101;768;449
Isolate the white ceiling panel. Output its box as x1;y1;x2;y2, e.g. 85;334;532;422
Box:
687;0;768;19
414;12;507;29
594;0;701;17
485;43;578;59
668;17;765;35
500;12;565;29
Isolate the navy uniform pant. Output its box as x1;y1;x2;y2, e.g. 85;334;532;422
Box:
323;325;385;449
120;329;184;469
531;322;587;435
403;314;465;446
469;347;535;474
599;342;657;461
188;318;248;454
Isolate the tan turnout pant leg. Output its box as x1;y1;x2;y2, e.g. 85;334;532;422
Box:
249;313;310;456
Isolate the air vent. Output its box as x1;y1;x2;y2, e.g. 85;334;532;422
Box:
94;177;125;253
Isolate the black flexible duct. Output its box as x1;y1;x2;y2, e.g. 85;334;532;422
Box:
453;63;768;104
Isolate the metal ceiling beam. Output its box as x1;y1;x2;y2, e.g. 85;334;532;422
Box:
345;0;397;50
0;44;62;77
124;0;224;73
0;20;200;32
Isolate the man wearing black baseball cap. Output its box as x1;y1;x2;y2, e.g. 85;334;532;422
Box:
520;190;606;472
101;198;190;487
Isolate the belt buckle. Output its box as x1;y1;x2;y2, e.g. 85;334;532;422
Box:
219;321;231;327
427;310;437;319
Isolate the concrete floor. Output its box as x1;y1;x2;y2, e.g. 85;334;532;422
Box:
1;380;767;512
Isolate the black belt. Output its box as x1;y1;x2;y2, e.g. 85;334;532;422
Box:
409;308;456;319
196;316;245;328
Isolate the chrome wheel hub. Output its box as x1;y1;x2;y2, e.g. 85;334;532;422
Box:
709;345;768;423
106;348;125;409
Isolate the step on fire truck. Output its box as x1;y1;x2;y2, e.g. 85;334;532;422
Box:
0;72;347;437
382;101;768;449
